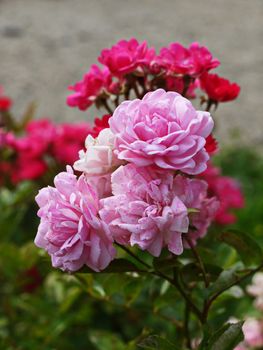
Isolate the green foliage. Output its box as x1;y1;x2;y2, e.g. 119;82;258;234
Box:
219;229;262;266
0;181;39;244
1;146;263;349
199;322;244;350
137;334;180;349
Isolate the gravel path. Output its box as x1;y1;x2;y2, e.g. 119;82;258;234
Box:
0;0;262;147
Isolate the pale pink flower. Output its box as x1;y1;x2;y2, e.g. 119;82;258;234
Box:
247;273;263;311
73;128;123;198
74;128;121;175
243;318;263;348
234;346;247;350
34;166;116;272
109;89;214;175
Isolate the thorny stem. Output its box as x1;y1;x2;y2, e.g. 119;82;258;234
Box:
186;237;209;288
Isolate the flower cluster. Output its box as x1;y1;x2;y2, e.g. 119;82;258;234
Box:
0;113;110;185
35;89;220;272
67;38;240;114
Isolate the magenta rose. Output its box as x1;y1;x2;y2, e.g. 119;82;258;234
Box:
52;122;93;165
109;89;214;175
98;38;155;77
67;64;112;111
158;42;220;77
201;163;244;225
34;166;116;272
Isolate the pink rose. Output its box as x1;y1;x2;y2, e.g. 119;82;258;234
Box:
172;175;219;246
34;166;116;272
98;38;155;77
67;64;112;111
100;164;189;257
109;89;214;175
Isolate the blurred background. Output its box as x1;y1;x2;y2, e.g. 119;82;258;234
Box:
0;0;263;147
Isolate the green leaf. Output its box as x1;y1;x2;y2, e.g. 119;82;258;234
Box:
199;321;244;350
89;330;127;350
207;263;243;299
219;229;262;266
137;335;180;350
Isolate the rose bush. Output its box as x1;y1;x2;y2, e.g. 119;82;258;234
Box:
2;38;261;350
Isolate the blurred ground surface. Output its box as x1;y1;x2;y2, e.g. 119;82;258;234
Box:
0;0;262;147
